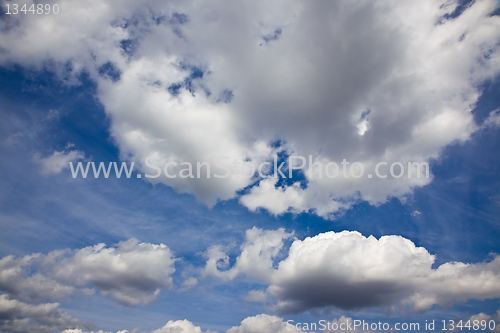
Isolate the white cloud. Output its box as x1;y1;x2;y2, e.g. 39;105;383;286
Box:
146;316;370;333
227;314;300;333
204;227;500;314
245;290;267;303
0;239;177;306
151;319;205;333
202;227;294;282
61;330;130;333
0;309;378;333
0;253;82;303
240;178;308;216
0;294;90;333
61;319;211;333
448;310;500;333
179;277;198;292
483;108;500;128
62;328;131;333
1;0;499;216
62;315;303;333
48;238;177;306
33;148;84;175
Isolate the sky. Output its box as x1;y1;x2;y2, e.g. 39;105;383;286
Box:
0;0;500;332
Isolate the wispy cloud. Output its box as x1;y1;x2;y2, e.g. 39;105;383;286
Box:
33;144;85;175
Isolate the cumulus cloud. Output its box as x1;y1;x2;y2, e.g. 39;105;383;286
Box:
61;315;302;333
0;238;177;306
145;315;369;333
204;227;500;314
151;319;207;333
202;227;294;281
33;147;85;175
227;314;300;333
442;310;500;332
48;238;177;306
61;331;120;333
1;0;499;216
0;294;91;333
21;314;378;333
62;329;134;333
240;178;309;216
60;319;210;333
0;253;82;303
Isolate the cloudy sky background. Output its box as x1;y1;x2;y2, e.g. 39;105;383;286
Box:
1;0;500;332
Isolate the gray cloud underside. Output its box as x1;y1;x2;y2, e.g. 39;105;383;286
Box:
204;227;500;314
0;239;176;306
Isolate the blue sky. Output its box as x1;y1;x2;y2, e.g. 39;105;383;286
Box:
1;1;500;333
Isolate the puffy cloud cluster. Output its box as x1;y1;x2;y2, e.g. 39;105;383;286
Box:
0;238;176;306
204;227;500;314
0;295;91;333
1;0;499;216
151;319;207;333
468;311;500;332
58;315;303;333
227;314;300;333
226;314;371;333
61;330;139;333
1;234;496;333
203;227;294;281
48;238;176;306
0;239;176;332
0;253;86;304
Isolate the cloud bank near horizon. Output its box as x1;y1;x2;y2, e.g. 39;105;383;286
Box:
1;229;499;331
